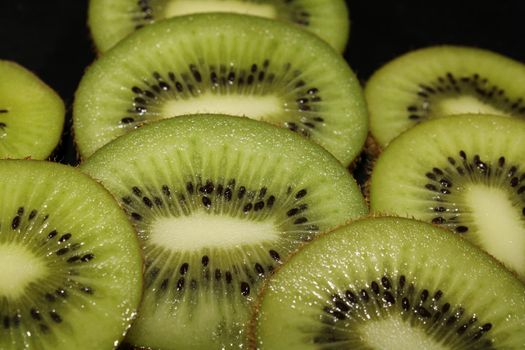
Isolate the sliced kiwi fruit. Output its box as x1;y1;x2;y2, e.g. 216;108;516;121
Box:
80;114;368;349
88;0;350;53
73;13;367;165
0;61;65;159
0;160;143;349
365;45;525;147
250;216;525;349
369;114;525;280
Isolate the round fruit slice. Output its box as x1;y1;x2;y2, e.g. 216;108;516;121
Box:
80;114;368;349
0;160;142;350
0;61;65;159
88;0;350;53
370;114;525;280
365;45;525;147
250;217;525;349
74;13;367;165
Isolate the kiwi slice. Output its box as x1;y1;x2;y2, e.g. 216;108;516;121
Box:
80;114;368;349
369;114;525;280
0;61;65;159
73;13;367;165
365;45;525;147
0;160;142;349
250;216;525;349
88;0;350;53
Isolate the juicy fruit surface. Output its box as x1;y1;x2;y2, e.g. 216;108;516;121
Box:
0;160;143;350
0;61;65;159
74;13;367;164
88;0;349;52
250;217;525;349
370;115;525;279
81;115;367;349
365;45;525;147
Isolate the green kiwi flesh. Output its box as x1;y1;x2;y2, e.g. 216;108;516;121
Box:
74;13;367;165
365;46;525;147
370;114;525;280
80;114;368;349
0;160;143;349
250;216;525;349
0;61;65;159
88;0;350;53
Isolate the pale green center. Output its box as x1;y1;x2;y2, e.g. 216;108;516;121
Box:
0;243;47;298
164;0;277;19
464;185;525;276
359;316;448;350
150;211;279;251
162;92;283;121
437;95;508;116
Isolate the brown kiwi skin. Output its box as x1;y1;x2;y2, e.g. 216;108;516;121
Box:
245;214;524;349
348;134;381;204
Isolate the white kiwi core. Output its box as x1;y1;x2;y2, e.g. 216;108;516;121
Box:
0;243;48;298
464;184;525;276
150;211;280;251
163;0;277;19
359;316;448;350
437;95;508;116
162;93;283;121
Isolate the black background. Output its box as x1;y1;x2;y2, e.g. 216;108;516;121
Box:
0;1;524;165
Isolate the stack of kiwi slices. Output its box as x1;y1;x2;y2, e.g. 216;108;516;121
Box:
80;114;367;348
73;13;367;166
88;0;350;53
4;0;525;348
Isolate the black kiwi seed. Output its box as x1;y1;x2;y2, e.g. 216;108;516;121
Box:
58;233;72;243
371;281;380;295
176;277;185;291
225;272;233;284
360;289;369;302
56;247;69;256
240;282;250;296
67;256;80;263
47;231;58;240
30;308;42;321
80;253;95;262
269;250;281;262
381;276;391;289
202;196;212;208
29;209;37;220
294;217;308;224
180;263;189;275
254;201;265;211
49;310;62;323
345;290;358;304
238;186;246;199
